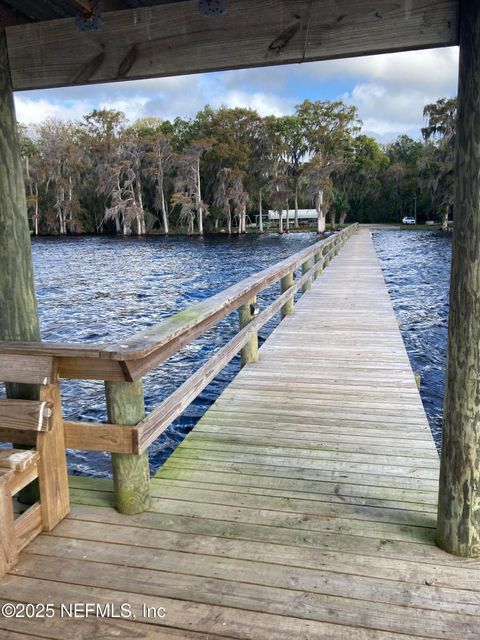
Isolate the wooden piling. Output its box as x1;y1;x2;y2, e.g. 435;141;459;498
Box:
313;249;324;281
0;32;43;504
0;32;41;399
280;272;295;318
437;0;480;558
302;258;314;293
105;380;151;515
239;297;259;367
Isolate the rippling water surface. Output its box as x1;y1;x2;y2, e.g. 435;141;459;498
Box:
30;233;320;476
373;230;451;450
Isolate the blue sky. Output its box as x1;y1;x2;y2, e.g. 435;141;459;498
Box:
14;46;459;143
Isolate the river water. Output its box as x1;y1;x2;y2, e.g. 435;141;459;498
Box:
13;229;449;476
31;233;319;476
372;230;451;452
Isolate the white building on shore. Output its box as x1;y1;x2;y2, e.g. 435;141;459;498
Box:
267;209;318;222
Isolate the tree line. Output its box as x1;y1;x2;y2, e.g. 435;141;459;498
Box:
18;96;456;236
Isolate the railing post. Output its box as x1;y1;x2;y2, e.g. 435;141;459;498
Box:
302;258;314;293
280;272;295;318
239;296;259;367
313;248;324;281
105;379;151;515
335;236;341;255
324;245;332;267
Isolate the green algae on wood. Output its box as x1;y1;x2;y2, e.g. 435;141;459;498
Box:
105;379;151;515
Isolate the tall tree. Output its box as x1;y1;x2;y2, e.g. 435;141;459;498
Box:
35;119;84;234
19;126;42;235
230;170;249;234
134;118;174;234
268;166;293;235
79;108;127;232
249;116;280;232
99;147;143;236
214;167;234;234
276;114;308;228
304;156;337;233
296;100;361;231
422;98;457;229
122;128;148;235
172;139;211;234
334;135;387;224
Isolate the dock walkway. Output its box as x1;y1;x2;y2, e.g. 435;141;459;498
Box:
2;229;480;639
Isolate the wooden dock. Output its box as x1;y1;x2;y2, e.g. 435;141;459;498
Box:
1;228;479;639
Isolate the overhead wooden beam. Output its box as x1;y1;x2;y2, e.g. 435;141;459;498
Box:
0;5;28;29
5;0;458;91
68;0;94;11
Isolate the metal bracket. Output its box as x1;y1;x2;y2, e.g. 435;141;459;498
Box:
75;0;102;31
250;303;260;317
199;0;228;16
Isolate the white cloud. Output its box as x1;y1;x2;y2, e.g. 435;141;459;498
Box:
14;97;92;125
210;89;294;116
13;46;459;141
99;96;150;121
306;48;459;139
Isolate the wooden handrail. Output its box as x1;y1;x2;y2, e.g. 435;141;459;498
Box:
0;223;358;513
135;254;327;453
0;224;358;382
1;237;346;455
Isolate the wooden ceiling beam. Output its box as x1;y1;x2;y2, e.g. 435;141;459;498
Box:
67;0;94;11
5;0;458;92
0;4;29;29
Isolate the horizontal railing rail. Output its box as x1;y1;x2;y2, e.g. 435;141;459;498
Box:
0;223;358;513
0;224;358;380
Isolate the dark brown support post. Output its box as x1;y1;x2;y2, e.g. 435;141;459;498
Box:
437;0;480;558
0;32;41;394
239;296;259;367
0;32;42;504
106;380;151;515
280;272;294;318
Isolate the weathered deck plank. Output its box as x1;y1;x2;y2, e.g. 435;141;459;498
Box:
2;228;480;638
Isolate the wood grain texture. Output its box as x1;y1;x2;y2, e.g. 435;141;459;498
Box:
0;478;16;577
280;271;294;318
0;449;39;472
14;502;42;553
0;400;52;432
105;379;151;514
37;384;69;531
5;464;38;497
437;0;480;558
5;0;457;91
0;355;56;385
57;355;130;381
63;420;138;454
239;296;259;367
0;32;41;403
302;257;314;293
